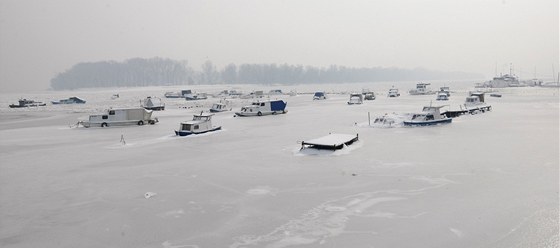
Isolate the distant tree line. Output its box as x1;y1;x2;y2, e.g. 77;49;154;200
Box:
50;57;480;90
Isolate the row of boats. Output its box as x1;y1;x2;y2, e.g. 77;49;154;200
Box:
76;90;492;138
8;97;87;108
373;91;492;127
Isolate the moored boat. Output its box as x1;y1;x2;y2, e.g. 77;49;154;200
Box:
235;100;287;117
209;101;230;113
51;97;86;104
388;87;400;97
141;96;165;110
441;92;492;118
436;92;449;101
403;106;452;126
409;83;435;95
313;92;327;100
9;99;46;108
175;113;222;136
81;108;158;128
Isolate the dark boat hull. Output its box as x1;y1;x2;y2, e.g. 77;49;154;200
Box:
403;118;452;126
175;126;222;136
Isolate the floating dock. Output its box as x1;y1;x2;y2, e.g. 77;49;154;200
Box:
442;105;492;118
301;133;359;150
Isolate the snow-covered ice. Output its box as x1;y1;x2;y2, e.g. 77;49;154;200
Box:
0;81;558;247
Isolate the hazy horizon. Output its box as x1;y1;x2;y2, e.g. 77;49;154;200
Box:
1;0;558;92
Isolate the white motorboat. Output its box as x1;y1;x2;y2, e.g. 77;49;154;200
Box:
404;106;452;126
175;113;221;136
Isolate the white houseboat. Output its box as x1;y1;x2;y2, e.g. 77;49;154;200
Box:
81;108;158;128
175;113;221;136
235;100;287;116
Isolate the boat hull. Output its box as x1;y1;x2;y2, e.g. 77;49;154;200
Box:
175;126;222;136
403;118;452;126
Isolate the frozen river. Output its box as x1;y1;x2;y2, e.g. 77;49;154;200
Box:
0;81;558;248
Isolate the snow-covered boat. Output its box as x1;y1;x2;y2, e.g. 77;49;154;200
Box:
164;92;181;98
9;99;46;108
439;86;451;96
141;96;165;110
436;92;449;101
347;93;363;105
268;89;283;95
174;113;221;136
185;92;208;101
300;133;359;150
372;114;397;127
388;87;400;97
490;93;502;98
313;92;327;100
404;106;452;126
442;92;492;118
363;92;376;100
409;83;435;95
209;101;230;113
81;108;158;128
235;100;287;116
51;97;86;104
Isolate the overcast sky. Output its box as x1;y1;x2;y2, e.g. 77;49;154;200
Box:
0;0;557;92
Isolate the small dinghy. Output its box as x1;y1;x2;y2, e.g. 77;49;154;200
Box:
175;112;222;136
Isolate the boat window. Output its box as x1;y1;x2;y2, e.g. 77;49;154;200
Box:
102;115;108;119
109;110;115;115
182;124;190;130
194;125;199;130
427;115;434;120
260;103;265;106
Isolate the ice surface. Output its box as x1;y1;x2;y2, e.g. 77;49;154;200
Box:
0;81;558;248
